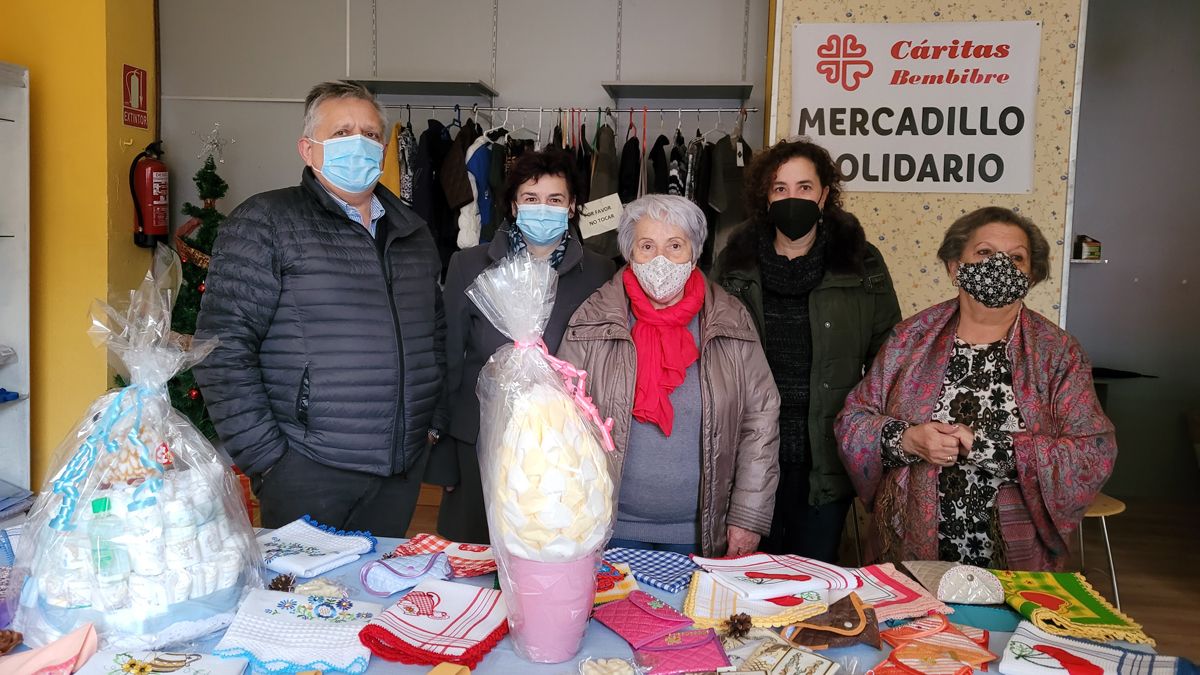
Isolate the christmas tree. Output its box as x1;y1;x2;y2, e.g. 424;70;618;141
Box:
168;154;228;439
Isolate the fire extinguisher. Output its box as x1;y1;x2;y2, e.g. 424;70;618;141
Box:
130;141;169;248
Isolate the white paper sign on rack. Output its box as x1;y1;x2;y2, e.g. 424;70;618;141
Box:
578;193;624;239
790;21;1041;193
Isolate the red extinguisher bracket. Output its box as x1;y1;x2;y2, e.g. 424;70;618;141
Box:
130;140;169;248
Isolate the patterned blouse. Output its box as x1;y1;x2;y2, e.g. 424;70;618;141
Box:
880;338;1024;566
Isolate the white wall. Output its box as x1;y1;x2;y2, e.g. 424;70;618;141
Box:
159;0;769;228
1065;0;1200;498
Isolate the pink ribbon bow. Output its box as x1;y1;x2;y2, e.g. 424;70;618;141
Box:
515;339;616;453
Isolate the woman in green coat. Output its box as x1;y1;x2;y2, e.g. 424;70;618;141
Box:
713;138;901;563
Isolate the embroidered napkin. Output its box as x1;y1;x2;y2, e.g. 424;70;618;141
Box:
77;650;247;675
595;562;640;606
0;622;97;675
359;578;508;668
592;589;694;648
603;547;700;594
779;592;881;650
692;553;860;600
904;560;1005;605
684;571;828;628
880;614;996;675
835;563;952;622
718;626;792;671
632;628;730;674
258;515;377;577
213;589;380;674
387;534;497;578
999;620;1191;675
360;553;453;597
741;640;841;675
993;570;1154;646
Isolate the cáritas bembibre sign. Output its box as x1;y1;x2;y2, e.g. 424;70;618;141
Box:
789;21;1041;193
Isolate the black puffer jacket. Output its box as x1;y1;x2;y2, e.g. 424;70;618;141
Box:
194;169;445;478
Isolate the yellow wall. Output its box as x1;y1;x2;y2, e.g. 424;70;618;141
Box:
107;0;158;302
768;0;1083;322
0;1;156;487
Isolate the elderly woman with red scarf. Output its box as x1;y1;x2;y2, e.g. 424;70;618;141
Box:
836;207;1116;571
557;194;780;557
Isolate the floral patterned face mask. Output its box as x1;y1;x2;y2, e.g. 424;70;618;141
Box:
955;252;1030;309
631;255;694;303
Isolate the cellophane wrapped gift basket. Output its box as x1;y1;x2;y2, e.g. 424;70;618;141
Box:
10;247;263;649
470;253;619;663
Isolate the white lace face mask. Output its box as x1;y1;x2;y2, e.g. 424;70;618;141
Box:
631;255;694;303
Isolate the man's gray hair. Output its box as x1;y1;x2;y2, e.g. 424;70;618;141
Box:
617;194;708;263
302;80;387;138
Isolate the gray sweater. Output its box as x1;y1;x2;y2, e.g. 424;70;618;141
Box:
614;316;702;545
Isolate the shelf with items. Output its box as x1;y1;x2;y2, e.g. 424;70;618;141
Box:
354;79;499;100
1070;258;1108;264
601;81;753;101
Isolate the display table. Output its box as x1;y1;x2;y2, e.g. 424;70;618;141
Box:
189;535;1018;674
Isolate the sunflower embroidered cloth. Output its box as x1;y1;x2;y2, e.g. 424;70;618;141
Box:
999;620;1191;675
213;589;381;674
358;579;509;668
832;563;952;622
257;516;377;578
387;533;497;578
683;571;828;628
595;561;640;606
691;553;859;600
993;570;1154;646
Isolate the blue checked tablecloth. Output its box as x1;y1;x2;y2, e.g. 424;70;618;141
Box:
603;547;700;594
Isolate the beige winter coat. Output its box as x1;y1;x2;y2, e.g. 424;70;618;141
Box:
557;271;781;556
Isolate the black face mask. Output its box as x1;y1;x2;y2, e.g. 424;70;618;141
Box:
767;198;823;240
955;252;1031;308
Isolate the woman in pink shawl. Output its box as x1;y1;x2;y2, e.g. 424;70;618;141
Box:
835;207;1115;571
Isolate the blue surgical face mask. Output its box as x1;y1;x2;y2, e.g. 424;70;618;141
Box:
308;134;383;194
515;203;570;246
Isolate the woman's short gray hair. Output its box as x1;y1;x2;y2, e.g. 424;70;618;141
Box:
302;80;387;138
617;194;708;263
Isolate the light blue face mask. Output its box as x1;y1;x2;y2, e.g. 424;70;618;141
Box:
308;134;384;193
515;203;570;246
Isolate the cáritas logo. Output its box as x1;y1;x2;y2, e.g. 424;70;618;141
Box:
816;34;874;92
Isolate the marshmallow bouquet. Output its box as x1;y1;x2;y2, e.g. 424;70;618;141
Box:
468;253;618;662
10;248;262;650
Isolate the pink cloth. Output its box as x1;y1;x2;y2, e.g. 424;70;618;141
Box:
0;623;97;675
835;300;1116;571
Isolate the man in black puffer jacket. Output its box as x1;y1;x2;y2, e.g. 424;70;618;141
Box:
194;81;445;537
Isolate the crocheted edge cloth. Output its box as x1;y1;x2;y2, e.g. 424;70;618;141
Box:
1000;572;1155;646
299;514;378;553
683;572;829;629
357;620;509;669
212;648;367;675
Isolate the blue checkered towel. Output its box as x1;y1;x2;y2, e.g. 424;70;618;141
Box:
603;547;699;594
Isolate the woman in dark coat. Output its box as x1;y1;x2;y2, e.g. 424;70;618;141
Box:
426;149;615;543
713;139;901;563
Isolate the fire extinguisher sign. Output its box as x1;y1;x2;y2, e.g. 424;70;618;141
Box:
123;64;148;129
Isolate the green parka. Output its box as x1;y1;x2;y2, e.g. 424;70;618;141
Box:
713;212;901;505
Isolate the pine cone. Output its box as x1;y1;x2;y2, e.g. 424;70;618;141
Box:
268;573;296;593
724;612;753;639
0;629;22;655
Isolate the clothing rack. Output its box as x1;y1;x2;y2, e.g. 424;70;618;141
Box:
381;105;759;113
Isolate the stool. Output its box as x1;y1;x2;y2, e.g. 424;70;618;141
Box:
1079;492;1126;609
